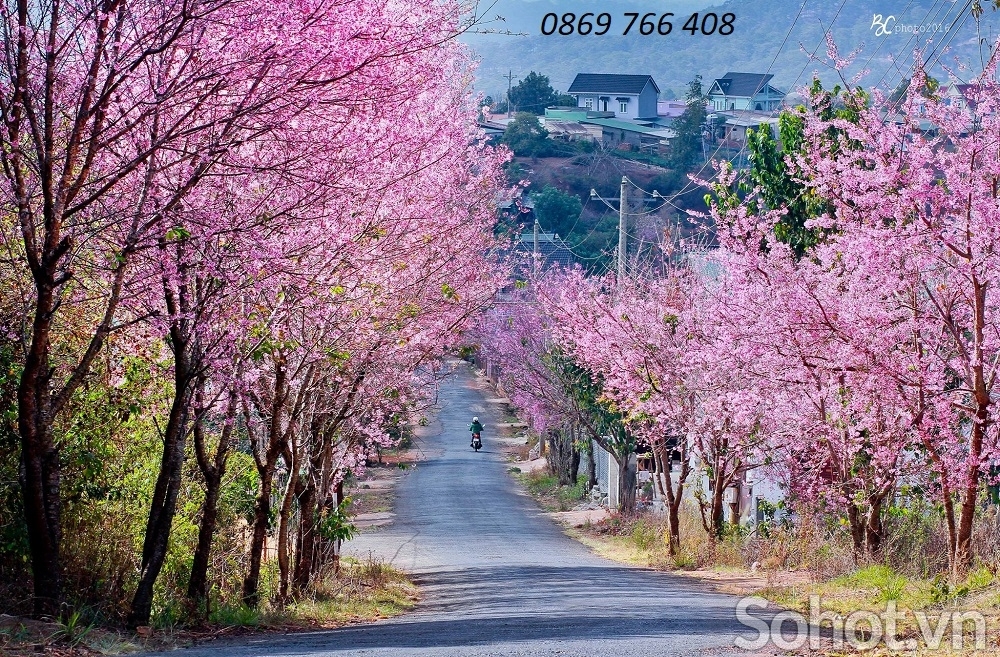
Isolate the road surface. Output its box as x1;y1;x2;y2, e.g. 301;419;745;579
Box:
150;360;764;656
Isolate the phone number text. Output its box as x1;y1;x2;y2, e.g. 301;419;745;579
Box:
540;12;735;36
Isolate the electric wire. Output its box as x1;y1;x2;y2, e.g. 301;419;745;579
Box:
653;0;812;206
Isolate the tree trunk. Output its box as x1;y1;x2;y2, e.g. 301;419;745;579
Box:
187;389;237;612
951;403;987;575
586;445;597;488
652;443;687;556
128;340;193;627
18;279;63;617
709;477;725;539
546;428;579;486
187;474;221;612
293;478;316;591
332;481;345;575
18;417;62;618
242;359;289;607
617;452;637;514
277;446;299;602
243;453;279;607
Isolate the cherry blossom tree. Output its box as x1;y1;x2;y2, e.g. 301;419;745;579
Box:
1;0;511;619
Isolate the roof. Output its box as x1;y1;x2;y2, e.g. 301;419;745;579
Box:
545;121;594;136
724;115;780;128
512;232;574;270
710;72;780;98
657;100;687;118
498;197;535;211
568;74;660;95
580;117;674;138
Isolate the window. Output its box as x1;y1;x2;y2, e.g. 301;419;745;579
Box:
585;98;593;109
619;100;628;113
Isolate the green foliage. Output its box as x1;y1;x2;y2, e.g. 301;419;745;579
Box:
744;113;822;257
835;565;908;602
210;603;262;627
503;160;528;187
545;352;636;462
738;79;869;258
518;469;586;511
316;497;357;543
888;74;942;106
631;519;660;552
507;71;558;114
532;186;582;236
502;113;559;157
0;345;27;577
668;75;708;170
930;566;995;603
54;609;97;647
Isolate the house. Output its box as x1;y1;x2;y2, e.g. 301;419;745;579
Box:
940;83;977;112
582;117;675;154
567;74;660;120
657;100;688;118
715;113;780;146
514;231;574;271
708;72;785;112
543;107;674;153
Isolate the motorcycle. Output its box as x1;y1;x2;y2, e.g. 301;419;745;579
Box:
471;433;482;451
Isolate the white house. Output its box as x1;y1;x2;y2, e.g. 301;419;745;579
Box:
567;73;660;120
709;72;785;112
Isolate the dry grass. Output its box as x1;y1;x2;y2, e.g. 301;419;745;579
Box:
571;504;1000;654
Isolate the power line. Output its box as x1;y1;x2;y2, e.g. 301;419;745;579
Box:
870;0;957;92
655;0;812;205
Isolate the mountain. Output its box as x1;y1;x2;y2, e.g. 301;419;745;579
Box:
465;0;998;99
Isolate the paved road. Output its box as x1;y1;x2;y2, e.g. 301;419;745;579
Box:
154;361;762;656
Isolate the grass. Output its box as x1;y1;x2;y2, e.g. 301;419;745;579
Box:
0;557;417;656
210;556;418;630
566;505;1000;653
515;469;587;512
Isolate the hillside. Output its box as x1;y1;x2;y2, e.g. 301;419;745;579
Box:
467;0;997;98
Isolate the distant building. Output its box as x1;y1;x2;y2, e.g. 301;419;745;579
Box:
708;72;785;112
940;83;977;112
567;74;660;120
543;107;674;154
657;100;687;118
514;231;574;272
715;113;780;146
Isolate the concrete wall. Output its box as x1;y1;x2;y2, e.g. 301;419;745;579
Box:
576;81;658;119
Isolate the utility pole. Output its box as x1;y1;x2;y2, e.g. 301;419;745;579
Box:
533;216;540;275
504;70;518;118
590;177;636;284
618;176;628;282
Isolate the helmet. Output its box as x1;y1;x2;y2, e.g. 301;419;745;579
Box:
472;416;479;422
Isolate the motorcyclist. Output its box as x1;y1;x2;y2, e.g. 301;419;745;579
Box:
469;416;484;447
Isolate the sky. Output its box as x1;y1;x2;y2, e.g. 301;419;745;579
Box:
461;0;998;99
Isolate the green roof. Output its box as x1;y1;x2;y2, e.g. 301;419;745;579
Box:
579;117;668;135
